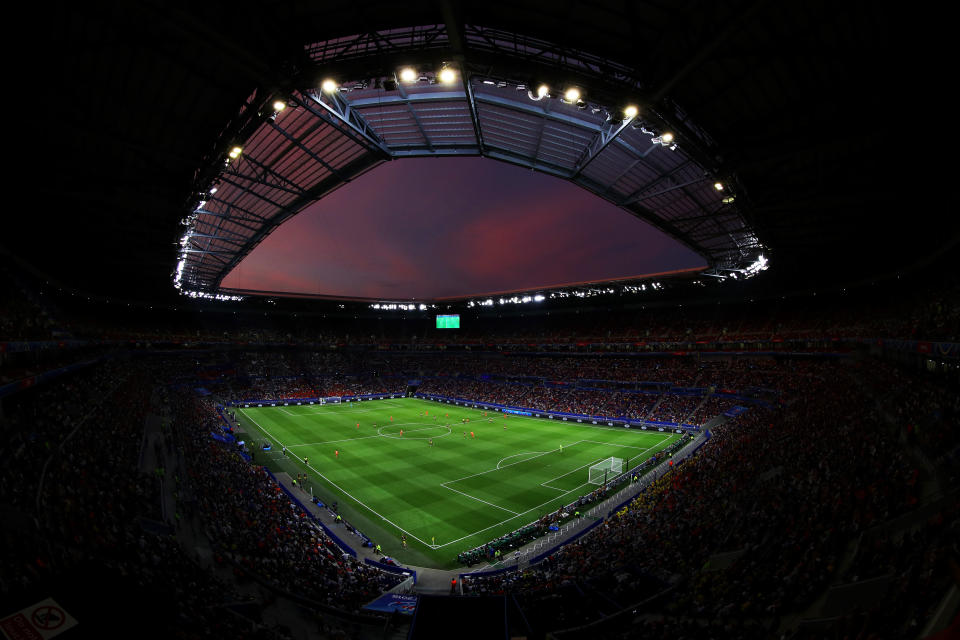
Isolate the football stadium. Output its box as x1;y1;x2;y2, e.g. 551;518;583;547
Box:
2;2;957;639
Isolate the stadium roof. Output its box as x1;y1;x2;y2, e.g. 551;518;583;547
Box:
10;1;953;303
180;33;758;297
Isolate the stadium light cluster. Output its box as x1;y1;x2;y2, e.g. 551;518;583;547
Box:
370;303;437;311
703;254;770;281
634;124;677;150
465;294;545;308
181;290;245;301
177;40;759;298
742;254;769;277
459;280;685;308
465;299;495;308
621;281;664;293
171;206;246;301
321;65;462;95
520;83;655;144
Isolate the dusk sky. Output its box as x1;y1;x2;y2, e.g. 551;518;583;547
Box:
221;157;706;299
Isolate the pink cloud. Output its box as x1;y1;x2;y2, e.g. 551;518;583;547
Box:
221;157;704;298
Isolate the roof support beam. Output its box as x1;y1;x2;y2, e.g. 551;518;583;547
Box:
266;120;352;183
623;175;710;206
212;178;298;221
570;114;637;178
298;89;392;158
206;197;270;223
194;209;261;234
441;1;485;155
235;155;310;197
347;91;465;108
616;161;697;206
462;76;486;154
187;233;247;247
346;91;598;135
182;248;233;259
394;77;435;151
222;166;307;199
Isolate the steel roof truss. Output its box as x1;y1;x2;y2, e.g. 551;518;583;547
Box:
301;89;391;158
571;115;636;178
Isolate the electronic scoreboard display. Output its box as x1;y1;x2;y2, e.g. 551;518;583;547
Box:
436;314;460;329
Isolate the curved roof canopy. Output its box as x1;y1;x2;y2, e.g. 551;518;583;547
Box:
176;24;763;299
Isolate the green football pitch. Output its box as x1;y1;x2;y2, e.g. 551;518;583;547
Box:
235;397;679;569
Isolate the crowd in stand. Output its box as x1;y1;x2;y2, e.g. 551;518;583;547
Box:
688;394;735;426
461;358;953;639
0;362;122;512
857;360;960;485
2;255;957;638
798;497;960;640
416;376;741;424
0;362;285;638
170;394;404;614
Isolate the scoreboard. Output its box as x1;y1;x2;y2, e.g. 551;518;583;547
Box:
436;314;460;329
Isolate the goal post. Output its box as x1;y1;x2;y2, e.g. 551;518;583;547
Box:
588;457;625;485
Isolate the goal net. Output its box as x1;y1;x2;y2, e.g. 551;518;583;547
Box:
588;457;625;485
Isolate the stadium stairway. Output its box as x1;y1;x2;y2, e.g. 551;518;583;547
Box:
409;567;461;595
682;394;711;425
645;392;666;420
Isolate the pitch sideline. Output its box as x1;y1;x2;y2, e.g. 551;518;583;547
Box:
238;406;682;553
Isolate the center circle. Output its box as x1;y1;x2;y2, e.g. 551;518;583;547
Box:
377;424;452;439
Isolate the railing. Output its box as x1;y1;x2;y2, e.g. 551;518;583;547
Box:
460;431;709;581
364;558;417;584
263;468;357;558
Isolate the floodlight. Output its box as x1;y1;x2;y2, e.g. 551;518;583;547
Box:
714;182;724;191
272;100;286;112
208;187;217;194
399;67;417;83
722;195;736;204
439;67;457;84
321;79;338;93
661;132;674;143
564;87;581;102
228;146;242;159
624;105;639;119
537;84;549;97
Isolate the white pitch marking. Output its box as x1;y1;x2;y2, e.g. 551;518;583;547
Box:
284;422;445;447
540;457;614;490
238;409;433;548
496;451;548;469
439;483;521;516
241;404;683;551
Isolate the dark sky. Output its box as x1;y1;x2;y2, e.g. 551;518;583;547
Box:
221;157;705;299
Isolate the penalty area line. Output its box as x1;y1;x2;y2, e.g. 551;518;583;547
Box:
439;482;521;516
433;479;595;550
